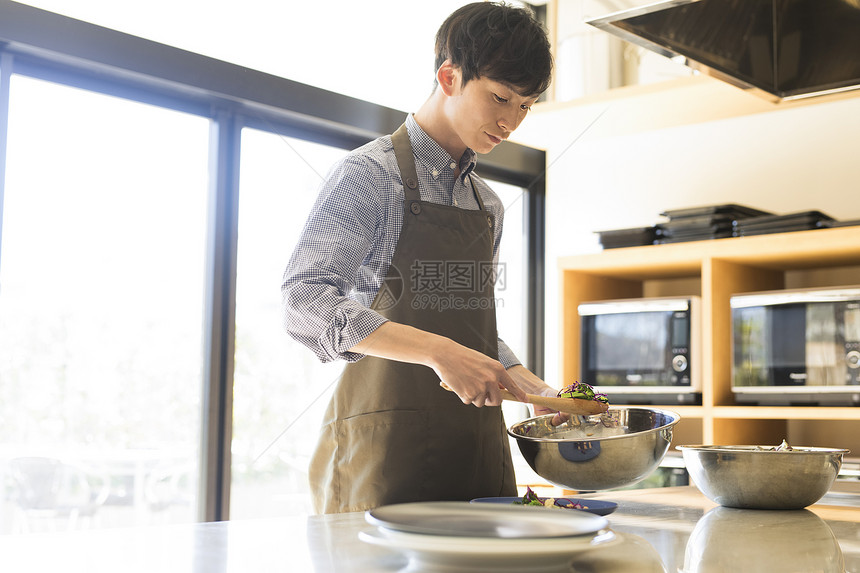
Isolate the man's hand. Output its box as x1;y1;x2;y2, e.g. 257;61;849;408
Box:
431;341;527;407
531;392;571;426
506;365;569;426
349;321;527;407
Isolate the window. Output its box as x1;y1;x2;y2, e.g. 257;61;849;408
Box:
0;75;209;533
0;3;545;525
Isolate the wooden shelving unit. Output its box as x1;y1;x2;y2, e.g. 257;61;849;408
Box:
559;226;860;454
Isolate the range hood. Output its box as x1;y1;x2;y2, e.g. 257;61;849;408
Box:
587;0;860;102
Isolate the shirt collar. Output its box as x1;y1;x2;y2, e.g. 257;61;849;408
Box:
405;114;477;180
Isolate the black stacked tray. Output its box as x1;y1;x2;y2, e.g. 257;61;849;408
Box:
656;204;773;243
596;226;660;249
826;219;860;228
733;210;835;236
595;206;845;249
657;214;736;243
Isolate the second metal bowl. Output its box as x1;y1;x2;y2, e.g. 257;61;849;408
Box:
677;444;848;509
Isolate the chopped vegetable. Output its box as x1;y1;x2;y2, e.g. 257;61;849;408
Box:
517;487;544;507
557;381;609;404
511;487;587;510
755;439;794;451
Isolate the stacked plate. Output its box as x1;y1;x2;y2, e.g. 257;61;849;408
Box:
359;501;618;571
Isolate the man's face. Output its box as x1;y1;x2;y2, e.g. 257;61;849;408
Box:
447;73;539;155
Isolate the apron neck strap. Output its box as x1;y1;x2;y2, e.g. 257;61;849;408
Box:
468;175;485;210
392;122;486;211
391;123;420;203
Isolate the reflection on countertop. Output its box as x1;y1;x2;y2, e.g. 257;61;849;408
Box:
581;481;860;573
682;507;843;572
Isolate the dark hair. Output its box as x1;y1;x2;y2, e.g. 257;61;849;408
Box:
434;2;553;97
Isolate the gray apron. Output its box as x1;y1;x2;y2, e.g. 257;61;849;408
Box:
308;123;516;514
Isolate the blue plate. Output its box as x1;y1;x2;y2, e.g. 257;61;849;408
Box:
471;496;617;516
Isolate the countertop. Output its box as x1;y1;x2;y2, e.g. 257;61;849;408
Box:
1;483;858;572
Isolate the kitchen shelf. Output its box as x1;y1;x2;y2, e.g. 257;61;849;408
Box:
713;406;860;421
559;225;860;450
651;406;703;418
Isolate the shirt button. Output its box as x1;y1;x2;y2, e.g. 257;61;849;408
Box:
449;162;457;170
431;169;439;178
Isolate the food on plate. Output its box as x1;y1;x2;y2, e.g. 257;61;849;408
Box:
557;381;609;404
512;486;587;510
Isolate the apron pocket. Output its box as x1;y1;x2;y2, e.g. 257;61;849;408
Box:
334;408;430;511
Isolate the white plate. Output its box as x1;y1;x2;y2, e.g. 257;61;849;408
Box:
359;526;619;572
365;501;608;538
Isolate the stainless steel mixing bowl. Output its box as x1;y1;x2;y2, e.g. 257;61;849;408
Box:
507;407;680;491
677;445;849;509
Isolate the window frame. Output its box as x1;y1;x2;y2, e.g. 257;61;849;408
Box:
0;1;546;521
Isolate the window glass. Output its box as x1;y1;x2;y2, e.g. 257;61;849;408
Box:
493;181;528;365
0;75;209;534
231;128;346;518
490;181;535;484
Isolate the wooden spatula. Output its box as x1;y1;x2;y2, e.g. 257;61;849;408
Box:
499;389;609;416
441;383;609;416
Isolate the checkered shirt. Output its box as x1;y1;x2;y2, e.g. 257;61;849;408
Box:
281;114;520;368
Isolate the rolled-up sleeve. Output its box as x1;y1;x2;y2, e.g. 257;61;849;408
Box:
497;338;521;370
281;155;392;363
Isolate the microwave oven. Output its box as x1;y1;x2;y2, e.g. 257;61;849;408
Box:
579;296;701;405
731;286;860;406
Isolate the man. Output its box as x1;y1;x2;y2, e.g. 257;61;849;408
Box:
282;1;559;514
